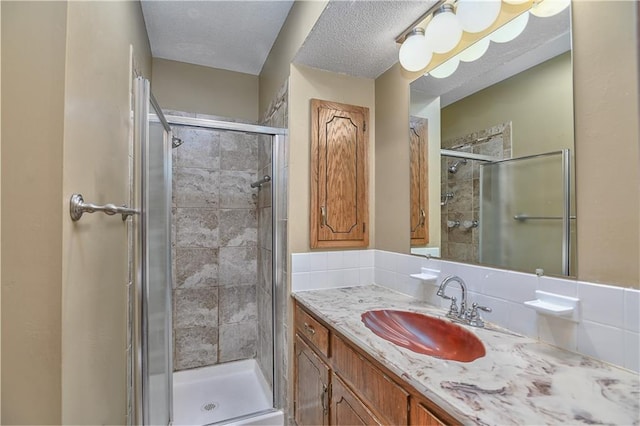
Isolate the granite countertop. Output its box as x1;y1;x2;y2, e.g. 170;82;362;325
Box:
293;285;640;425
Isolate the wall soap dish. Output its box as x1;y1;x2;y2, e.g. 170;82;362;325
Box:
524;290;580;322
410;267;440;282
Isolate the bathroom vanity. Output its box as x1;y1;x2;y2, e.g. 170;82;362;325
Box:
293;285;640;425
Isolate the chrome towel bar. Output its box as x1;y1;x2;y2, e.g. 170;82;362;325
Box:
514;214;577;221
69;193;139;221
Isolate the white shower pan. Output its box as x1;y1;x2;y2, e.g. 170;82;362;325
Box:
173;359;283;426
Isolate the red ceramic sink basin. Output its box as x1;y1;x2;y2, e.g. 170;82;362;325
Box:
361;310;485;362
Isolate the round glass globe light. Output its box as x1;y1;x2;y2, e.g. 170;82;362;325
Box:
456;0;502;33
530;0;570;17
490;11;529;43
458;37;491;62
425;7;463;54
399;30;433;72
429;56;460;79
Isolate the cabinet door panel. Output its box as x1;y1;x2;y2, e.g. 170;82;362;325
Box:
411;398;447;426
295;335;330;426
311;99;369;248
331;375;381;426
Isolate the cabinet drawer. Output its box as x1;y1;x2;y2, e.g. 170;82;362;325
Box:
295;305;329;357
332;335;409;425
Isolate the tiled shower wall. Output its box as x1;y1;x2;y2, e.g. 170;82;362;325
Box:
171;124;260;371
440;122;511;263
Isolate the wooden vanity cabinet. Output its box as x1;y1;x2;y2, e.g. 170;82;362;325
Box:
310;99;369;249
294;301;459;426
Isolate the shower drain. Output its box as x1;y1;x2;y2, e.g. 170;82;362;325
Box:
201;402;218;412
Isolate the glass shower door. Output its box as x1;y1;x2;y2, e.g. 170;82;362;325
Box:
136;77;173;425
479;150;571;275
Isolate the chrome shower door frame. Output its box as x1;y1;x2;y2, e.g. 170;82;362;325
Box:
165;114;288;414
134;76;174;425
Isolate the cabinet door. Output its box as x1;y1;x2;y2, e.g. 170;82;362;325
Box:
311;99;369;248
410;118;429;246
331;375;382;426
295;335;330;426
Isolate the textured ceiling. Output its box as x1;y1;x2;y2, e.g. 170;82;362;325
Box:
141;1;294;75
141;0;570;101
294;1;438;79
410;8;571;107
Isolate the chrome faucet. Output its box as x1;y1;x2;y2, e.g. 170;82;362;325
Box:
437;275;492;327
437;275;468;320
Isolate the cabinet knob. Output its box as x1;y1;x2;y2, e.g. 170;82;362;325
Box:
304;322;316;335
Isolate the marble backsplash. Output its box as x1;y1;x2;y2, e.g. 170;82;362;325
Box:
291;249;639;373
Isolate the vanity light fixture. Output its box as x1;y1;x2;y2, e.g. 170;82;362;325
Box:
424;4;463;54
397;0;566;75
457;37;491;62
398;28;433;72
530;0;570;17
429;55;460;79
456;0;502;33
490;10;530;43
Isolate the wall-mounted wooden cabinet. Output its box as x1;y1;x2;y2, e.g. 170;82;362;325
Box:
410;118;429;246
310;99;369;248
294;301;458;426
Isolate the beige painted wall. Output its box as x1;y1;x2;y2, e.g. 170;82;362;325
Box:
375;2;639;288
152;58;259;121
573;1;639;288
375;64;411;253
1;2;3;419
1;2;67;423
2;1;151;423
441;52;573;157
258;0;327;117
61;1;151;423
288;64;375;253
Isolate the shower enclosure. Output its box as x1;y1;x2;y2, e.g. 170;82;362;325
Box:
134;77;287;425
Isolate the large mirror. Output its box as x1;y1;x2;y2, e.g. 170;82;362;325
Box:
409;6;576;276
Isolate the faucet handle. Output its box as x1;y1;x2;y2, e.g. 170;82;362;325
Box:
467;302;492;327
473;303;492;313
